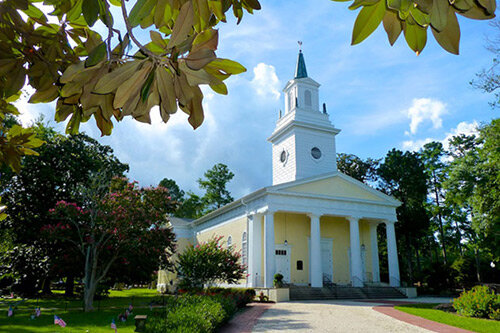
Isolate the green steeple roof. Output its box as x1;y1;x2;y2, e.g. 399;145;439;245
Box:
294;50;308;79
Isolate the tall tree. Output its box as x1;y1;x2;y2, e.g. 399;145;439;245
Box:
444;133;483;281
0;121;128;296
49;177;176;312
198;163;234;213
337;153;379;184
420;141;448;265
377;149;430;283
159;178;185;202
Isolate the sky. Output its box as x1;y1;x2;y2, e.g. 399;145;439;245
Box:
17;1;498;199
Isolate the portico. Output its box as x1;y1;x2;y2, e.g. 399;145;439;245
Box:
243;176;401;289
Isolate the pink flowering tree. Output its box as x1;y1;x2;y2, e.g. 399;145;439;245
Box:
47;176;176;311
177;236;245;289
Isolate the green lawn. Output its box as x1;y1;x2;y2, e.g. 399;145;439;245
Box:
395;303;500;333
0;288;164;333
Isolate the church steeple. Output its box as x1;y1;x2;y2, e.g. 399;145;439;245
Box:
294;50;308;79
268;48;341;185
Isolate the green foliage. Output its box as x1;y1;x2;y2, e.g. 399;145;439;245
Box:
332;0;496;55
159;178;186;202
396;302;500;333
274;273;284;288
146;295;232;333
177;236;245;288
453;285;500;320
337;153;379;183
198;163;234;213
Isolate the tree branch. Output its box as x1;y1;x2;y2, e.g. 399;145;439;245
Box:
120;0;162;62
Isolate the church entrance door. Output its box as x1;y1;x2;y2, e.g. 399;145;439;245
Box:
275;244;291;283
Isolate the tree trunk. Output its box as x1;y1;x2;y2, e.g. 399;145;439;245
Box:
474;247;482;283
65;274;74;297
41;278;52;295
415;241;421;274
455;220;462;255
406;234;414;283
433;180;447;265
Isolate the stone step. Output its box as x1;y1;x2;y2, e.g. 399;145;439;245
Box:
289;286;407;300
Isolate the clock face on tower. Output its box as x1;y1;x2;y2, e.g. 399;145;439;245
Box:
280;150;287;163
311;147;322;159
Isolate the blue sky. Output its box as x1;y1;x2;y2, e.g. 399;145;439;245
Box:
18;1;498;199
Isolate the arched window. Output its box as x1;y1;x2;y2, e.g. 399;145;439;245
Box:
227;235;232;248
241;232;248;269
304;90;312;106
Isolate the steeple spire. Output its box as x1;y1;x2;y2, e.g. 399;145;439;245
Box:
294;41;308;79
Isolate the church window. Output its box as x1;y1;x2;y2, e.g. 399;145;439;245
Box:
304;90;312;106
311;147;322;159
242;232;247;269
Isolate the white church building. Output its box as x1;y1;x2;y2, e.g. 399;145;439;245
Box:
160;50;402;291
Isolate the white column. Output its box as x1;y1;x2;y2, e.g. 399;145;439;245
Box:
348;216;363;287
309;214;323;288
385;220;400;287
264;211;275;288
369;223;380;283
248;213;262;287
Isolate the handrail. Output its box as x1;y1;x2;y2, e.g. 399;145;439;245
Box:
351;276;365;287
389;276;401;287
322;274;335;289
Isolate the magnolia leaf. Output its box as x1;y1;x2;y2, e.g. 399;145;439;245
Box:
28;85;58;103
458;4;496;20
82;0;100;26
192;28;219;52
185;49;216;70
404;20;428;55
387;0;402;11
477;0;496;14
61;62;86;84
349;0;379;10
60;82;82;98
410;7;430;27
208;58;246;75
156;67;177;115
208;0;226;22
430;0;449;31
168;1;194;48
85;42;106;67
452;0;474;11
5;67;26;98
210;82;228;95
113;61;153;109
180;62;218;86
351;0;386;45
243;0;261;10
181;85;204;129
140;70;156;102
431;7;460;55
154;0;167;28
414;0;433;13
94;60;143;94
383;10;403;46
150;30;168;49
128;0;154;27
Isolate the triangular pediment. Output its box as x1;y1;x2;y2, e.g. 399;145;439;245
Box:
272;172;399;205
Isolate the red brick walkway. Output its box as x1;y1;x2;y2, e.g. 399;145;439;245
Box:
220;302;272;333
372;302;473;333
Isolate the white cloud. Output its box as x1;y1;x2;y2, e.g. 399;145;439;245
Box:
401;120;479;151
406;98;447;134
250;63;281;100
442;120;479;150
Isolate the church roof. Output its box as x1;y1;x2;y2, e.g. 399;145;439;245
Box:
294;50;308;79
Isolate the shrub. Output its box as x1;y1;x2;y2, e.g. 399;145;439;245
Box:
205;287;255;308
145;294;240;333
453;285;500;319
274;273;284;288
177;236;245;289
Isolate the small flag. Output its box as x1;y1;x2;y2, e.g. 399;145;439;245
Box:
36;307;41;317
128;303;133;312
111;318;117;332
7;306;13;317
54;315;67;327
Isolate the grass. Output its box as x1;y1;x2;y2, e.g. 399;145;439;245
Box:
395;303;500;333
0;288;165;333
